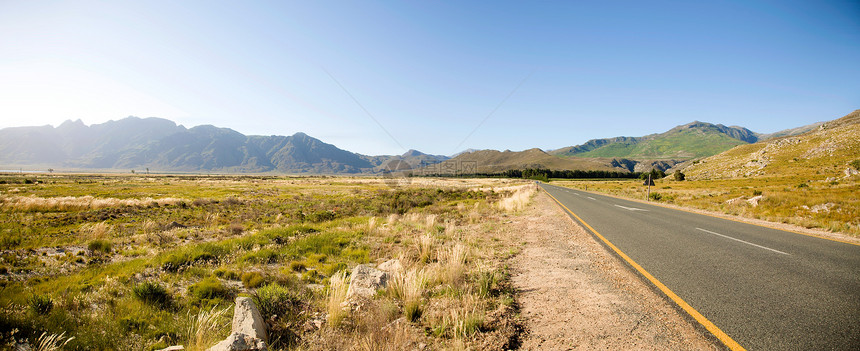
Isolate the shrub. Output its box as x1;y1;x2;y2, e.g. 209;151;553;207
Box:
228;222;244;235
673;170;685;181
132;281;172;309
850;160;860;171
307;210;337;223
648;192;663;201
289;261;306;272
161;243;227;272
241;271;266;289
254;283;302;320
28;294;53;315
797;183;809;188
88;239;112;255
753;190;763;196
240;249;279;264
188;277;232;305
213;268;239;280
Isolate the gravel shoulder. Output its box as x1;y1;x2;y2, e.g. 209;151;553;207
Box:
508;191;720;350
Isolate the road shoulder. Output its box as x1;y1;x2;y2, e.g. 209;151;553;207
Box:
509;191;719;350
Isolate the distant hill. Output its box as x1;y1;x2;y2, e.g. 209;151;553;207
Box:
551;121;758;159
421;148;628;174
681;110;860;180
0;117;447;174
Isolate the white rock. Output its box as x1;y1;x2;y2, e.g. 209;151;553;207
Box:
347;264;388;298
207;333;266;351
207;297;268;351
377;259;403;273
724;197;746;206
232;297;267;343
746;195;764;207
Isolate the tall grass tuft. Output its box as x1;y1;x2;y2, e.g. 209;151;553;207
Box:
326;271;350;327
34;331;74;351
389;268;427;322
82;221;111;240
437;244;468;285
186;305;230;351
417;234;434;263
447;296;484;339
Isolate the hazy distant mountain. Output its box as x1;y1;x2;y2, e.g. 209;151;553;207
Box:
551;121;759;159
1;115;839;175
0;116;445;174
363;149;450;170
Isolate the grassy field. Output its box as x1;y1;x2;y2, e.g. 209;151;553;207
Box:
0;174;532;350
552;174;860;237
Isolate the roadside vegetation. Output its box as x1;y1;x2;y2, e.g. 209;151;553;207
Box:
554;172;860;237
0;174;531;350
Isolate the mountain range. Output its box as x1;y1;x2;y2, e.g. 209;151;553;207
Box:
0;117;447;174
0;115;834;174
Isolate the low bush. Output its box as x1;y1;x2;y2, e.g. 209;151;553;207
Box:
241;271;266;288
289;261;306;272
28;294;53;315
161;243;227;272
132;281;172;309
88;239;112;255
188;277;232;306
213;268;239;280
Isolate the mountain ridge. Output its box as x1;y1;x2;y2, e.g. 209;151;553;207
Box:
0;117;447;174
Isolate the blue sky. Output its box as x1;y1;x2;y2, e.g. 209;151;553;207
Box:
1;1;858;155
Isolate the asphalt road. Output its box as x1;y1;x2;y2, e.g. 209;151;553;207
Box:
540;183;860;351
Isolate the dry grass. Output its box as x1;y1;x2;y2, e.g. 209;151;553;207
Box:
327;271;350;327
417;234;434;263
34;331;75;351
1;195;184;211
81;221;111;240
436;244;468;285
389;267;428;322
186;305;230;351
447;295;483;339
497;184;536;212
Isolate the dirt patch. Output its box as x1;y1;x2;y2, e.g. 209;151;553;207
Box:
508;191;719;350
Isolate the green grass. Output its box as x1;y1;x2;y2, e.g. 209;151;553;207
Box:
0;174;520;350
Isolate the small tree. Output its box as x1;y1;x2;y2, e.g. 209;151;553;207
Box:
674;170;685;181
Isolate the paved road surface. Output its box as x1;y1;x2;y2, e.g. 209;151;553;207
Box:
540;183;860;350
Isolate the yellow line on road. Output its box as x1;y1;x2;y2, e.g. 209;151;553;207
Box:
542;187;747;351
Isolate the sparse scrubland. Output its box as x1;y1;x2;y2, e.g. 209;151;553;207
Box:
0;174;532;350
555;111;860;238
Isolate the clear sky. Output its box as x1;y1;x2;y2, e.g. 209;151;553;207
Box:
1;1;858;156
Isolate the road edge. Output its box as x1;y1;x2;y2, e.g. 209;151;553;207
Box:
540;185;746;351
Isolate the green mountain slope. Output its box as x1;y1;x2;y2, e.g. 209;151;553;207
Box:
682;110;860;180
552;121;757;159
